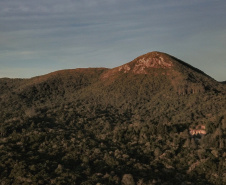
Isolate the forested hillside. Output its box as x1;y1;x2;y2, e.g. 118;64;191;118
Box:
0;52;225;185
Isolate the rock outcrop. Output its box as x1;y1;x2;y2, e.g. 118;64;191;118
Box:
189;125;206;136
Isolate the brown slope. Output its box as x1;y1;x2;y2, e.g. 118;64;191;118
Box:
102;51;210;77
100;51;223;95
18;67;108;89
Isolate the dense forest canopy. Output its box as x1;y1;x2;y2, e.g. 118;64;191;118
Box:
0;52;225;184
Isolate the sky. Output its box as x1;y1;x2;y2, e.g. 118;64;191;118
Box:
0;0;226;81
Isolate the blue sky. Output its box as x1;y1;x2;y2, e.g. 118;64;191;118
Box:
0;0;225;81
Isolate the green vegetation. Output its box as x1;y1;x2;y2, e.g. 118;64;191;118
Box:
0;52;225;184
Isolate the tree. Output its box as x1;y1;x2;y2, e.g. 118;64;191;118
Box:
190;138;197;149
154;147;162;158
121;174;135;185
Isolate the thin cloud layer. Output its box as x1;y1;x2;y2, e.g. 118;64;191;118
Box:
0;0;225;80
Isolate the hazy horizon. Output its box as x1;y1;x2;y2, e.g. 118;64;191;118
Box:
0;0;226;81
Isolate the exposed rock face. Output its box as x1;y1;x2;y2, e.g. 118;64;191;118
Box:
118;64;131;73
189;125;206;136
100;51;223;95
175;82;205;95
189;129;206;136
102;51;175;79
118;52;173;74
133;56;173;73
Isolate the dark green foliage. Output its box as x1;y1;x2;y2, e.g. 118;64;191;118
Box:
0;52;226;184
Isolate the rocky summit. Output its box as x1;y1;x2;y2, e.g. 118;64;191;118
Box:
0;51;225;185
118;52;174;74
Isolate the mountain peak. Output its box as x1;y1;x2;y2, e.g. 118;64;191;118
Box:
102;51;176;79
118;51;173;74
100;51;224;94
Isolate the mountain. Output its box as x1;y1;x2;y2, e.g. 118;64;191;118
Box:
100;51;223;95
2;51;224;108
0;51;225;185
